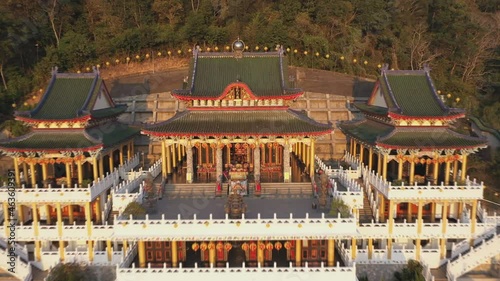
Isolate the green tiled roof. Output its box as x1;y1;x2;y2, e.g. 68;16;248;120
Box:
354;104;388;115
378;128;487;149
30;75;97;120
0;131;98;151
0;122;139;152
87;122;139;147
91;104;127;119
176;53;299;98
143;110;332;136
338;120;393;145
383;72;447;116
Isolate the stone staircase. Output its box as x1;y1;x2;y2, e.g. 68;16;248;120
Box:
359;188;374;223
164;183;218;198
446;233;500;281
257;182;313;198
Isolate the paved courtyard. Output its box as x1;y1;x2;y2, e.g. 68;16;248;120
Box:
147;197;335;220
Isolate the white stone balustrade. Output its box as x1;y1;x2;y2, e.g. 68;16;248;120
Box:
0;247;32;281
0;154;141;203
450;225;497;260
120;242;137;268
2;222;114;240
362;166;483;201
116;262;357;281
447;233;500;280
118;153;140;179
112;186;144;214
113;213;358;241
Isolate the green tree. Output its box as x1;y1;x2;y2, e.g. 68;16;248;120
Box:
46;262;96;281
393;259;424;281
122;201;146;218
329;198;351;218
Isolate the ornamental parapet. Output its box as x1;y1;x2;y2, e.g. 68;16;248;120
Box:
357;220;496;239
116;262;357;281
0;223;114;241
113;213;358;241
362;167;483;200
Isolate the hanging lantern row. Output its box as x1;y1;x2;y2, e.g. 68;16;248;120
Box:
76;45;385;73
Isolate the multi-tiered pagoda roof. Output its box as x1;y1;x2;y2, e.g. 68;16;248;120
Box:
339;65;486;151
0;68;138;155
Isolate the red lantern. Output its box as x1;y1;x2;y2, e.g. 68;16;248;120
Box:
192;243;199;251
258;242;266;250
241;243;249;251
284;241;291;250
216;242;224;251
200;242;208;251
266;242;274;250
225;242;232;251
249;243;257;251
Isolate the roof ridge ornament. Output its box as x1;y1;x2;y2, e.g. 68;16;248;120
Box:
232;38;245;59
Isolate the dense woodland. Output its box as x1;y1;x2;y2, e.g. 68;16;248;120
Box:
0;0;499;191
0;0;498;125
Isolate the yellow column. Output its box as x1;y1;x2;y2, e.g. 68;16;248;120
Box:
99;155;104;179
461;154;468;181
209;242;216;266
77;160;83;186
22;163;28;183
470;200;477;238
442;201;448;234
407;203;412;222
18;204;24;223
457;202;463;220
56;203;63;236
453;160;458;182
35;240;41;262
161;141;167;178
440;239;446;259
59;240;65;262
387;238;392;260
88;240;94;262
368;238;373;260
417;200;423;234
138;241;146;267
416;238;421;261
382;153;388;181
433;152;439;184
177;144;182;161
397;158;403;180
109;151;115;173
262;144;266;164
85;202;92;237
226;145;230;163
377;153;382;176
445;160;451;184
327;239;335;266
14;158;21;186
119;145;124;165
353;140;357;156
166;145;172;174
257;241;264;266
351;238;357;260
172;241;178;267
3;203;9;237
296;143;301;159
29;162;36;186
107;240;113;262
45;205;52;225
309;138;315;177
379;194;385;222
409;158;415;185
127;142;132;160
172;143;177;168
430;202;436;223
388;200;395;234
65;163;72;187
32;203;39;237
368;147;373;171
359;145;364;164
295;240;302;266
41;163;47;181
95;200;102;224
122;240;128;253
92;158;98;181
68;205;74;224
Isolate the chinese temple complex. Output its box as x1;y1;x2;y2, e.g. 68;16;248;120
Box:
0;41;499;281
142;40;333;188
